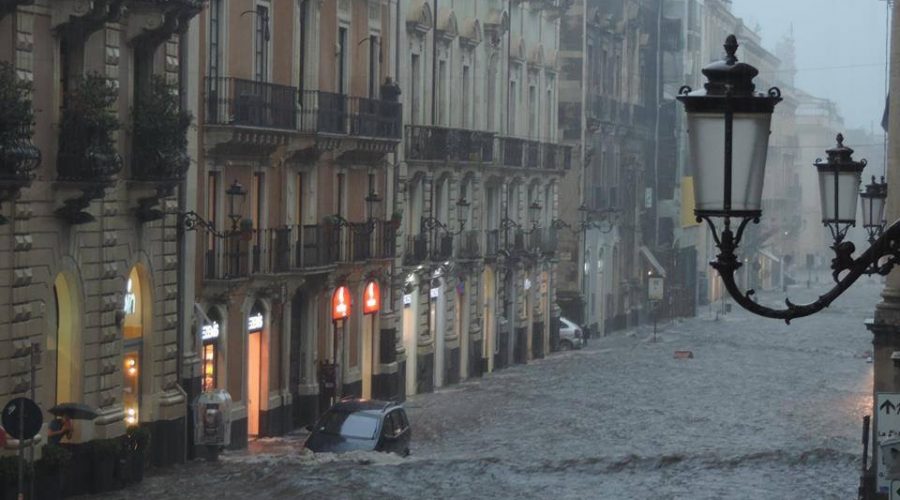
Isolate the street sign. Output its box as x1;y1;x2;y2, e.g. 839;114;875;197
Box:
1;397;42;440
891;480;900;500
876;393;900;491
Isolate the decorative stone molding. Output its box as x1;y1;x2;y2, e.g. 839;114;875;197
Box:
435;8;458;42
406;0;433;35
460;18;482;49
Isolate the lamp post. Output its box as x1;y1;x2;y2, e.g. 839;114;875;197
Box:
677;35;900;323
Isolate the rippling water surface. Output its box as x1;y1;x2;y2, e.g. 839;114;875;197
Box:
100;277;879;499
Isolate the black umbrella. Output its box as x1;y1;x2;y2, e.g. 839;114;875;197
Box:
49;403;98;420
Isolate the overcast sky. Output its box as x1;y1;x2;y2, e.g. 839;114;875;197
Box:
731;0;889;132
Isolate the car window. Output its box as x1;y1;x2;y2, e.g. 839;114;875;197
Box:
388;411;404;435
319;411;380;439
381;412;396;437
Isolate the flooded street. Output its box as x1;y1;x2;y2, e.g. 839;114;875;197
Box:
103;278;878;499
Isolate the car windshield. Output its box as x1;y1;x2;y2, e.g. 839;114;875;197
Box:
318;411;379;439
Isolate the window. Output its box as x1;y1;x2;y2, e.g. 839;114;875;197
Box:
462;65;470;128
528;85;537;138
411;54;421;124
369;35;380;98
254;5;270;82
251;172;264;248
338;27;348;94
438;60;448;125
296;172;304;225
207;172;219;260
202;343;216;392
208;0;222;81
337;173;346;217
319;411;379;439
509;80;517;135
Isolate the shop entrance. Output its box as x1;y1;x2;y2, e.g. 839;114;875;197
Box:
247;301;265;437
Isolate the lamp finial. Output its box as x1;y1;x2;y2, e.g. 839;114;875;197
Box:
724;35;738;63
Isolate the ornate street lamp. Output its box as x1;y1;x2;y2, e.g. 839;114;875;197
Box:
421;197;470;236
860;175;887;243
183;179;247;235
815;134;867;243
678;35;900;323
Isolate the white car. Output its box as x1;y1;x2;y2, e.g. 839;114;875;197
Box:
558;317;584;350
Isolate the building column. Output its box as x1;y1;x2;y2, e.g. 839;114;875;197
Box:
867;4;900;497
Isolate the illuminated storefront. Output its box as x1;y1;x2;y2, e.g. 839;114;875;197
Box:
123;266;145;426
201;309;221;392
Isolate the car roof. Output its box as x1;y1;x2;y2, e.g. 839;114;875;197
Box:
331;398;402;414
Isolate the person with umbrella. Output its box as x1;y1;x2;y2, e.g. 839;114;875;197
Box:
47;403;97;444
46;413;72;445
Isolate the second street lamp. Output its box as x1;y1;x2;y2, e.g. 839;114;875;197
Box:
861;176;887;243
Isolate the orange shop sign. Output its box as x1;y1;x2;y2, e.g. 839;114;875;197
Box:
332;286;351;321
363;281;381;315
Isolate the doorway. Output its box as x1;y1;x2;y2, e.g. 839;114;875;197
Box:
248;330;261;436
362;312;377;400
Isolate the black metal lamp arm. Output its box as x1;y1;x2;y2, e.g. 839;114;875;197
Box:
706;215;900;324
182;210;228;239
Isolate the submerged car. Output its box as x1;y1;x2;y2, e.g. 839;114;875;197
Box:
558;317;584;350
304;399;411;456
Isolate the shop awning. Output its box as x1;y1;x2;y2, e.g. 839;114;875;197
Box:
639;246;667;278
758;248;780;263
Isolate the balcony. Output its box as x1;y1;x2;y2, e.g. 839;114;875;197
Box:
404;233;429;266
530;228;558;256
485;229;501;258
429;231;454;261
206;77;297;130
204;79;402;160
457;230;481;260
497;137;572;170
204;224;340;279
405;125;495;163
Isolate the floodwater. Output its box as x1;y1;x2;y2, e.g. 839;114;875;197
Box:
101;277;879;499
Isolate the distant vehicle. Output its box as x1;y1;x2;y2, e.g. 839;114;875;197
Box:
304;399;411;456
558;317;584;351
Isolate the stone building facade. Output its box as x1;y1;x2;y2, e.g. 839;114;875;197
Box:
558;0;663;335
395;0;570;396
191;0;402;446
0;0;202;466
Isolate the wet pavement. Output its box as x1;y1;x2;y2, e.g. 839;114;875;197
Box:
100;276;880;499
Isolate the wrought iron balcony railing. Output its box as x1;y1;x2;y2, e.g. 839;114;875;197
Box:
485;229;501;257
205;79;402;140
206;77;297;130
405;125;495;162
204;223;339;279
404;233;429;266
497;137;572;170
457;230;481;259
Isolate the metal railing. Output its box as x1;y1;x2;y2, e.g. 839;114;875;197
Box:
205;78;401;139
457;230;481;259
205;77;297;130
405;125;495;162
404;233;429;266
497;137;572;170
485;229;500;257
203;224;341;279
